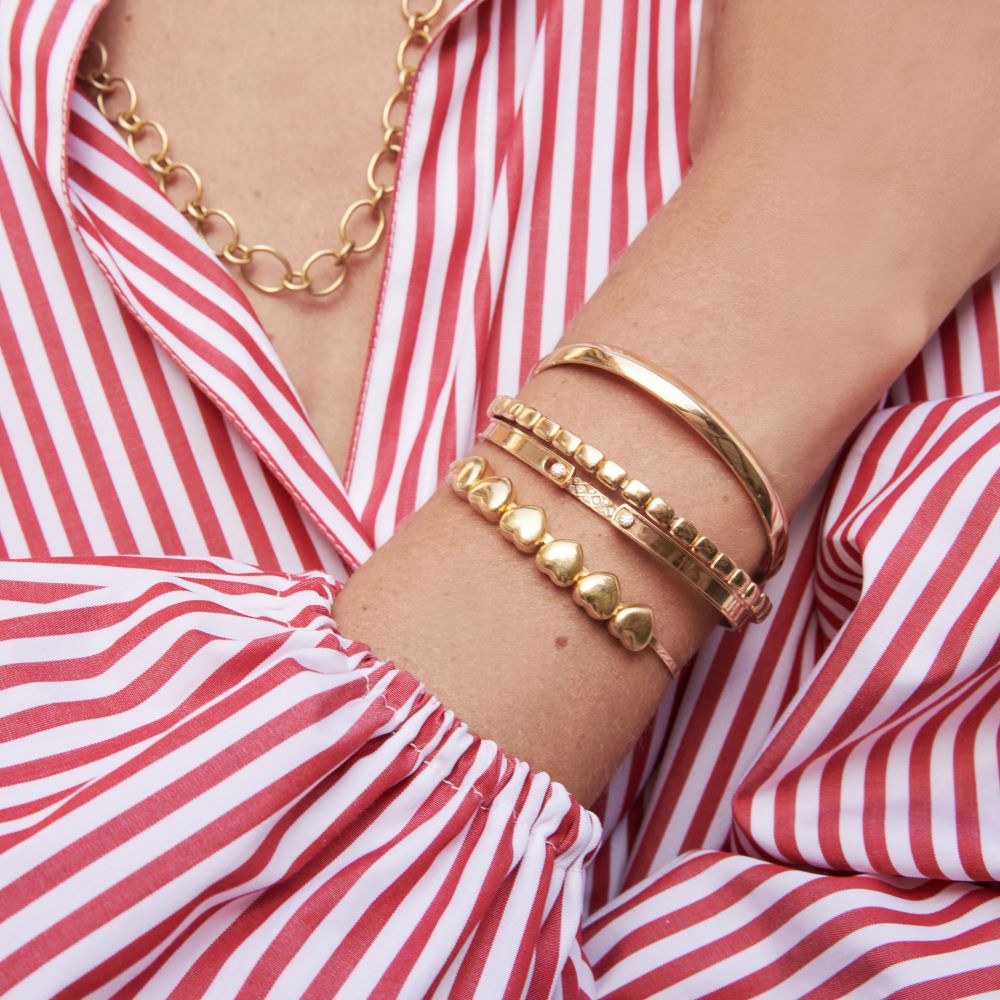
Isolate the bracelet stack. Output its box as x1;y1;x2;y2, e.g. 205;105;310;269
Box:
448;342;787;677
449;455;680;677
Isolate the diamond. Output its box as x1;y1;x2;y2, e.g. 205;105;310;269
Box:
618;511;635;528
549;461;567;478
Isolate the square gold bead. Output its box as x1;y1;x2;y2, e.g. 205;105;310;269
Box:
742;580;759;603
596;460;626;489
487;396;504;417
729;568;749;591
712;553;734;576
670;518;698;545
515;406;542;429
553;429;582;456
645;497;674;527
621;479;652;506
693;536;718;561
534;416;559;441
507;401;524;421
574;443;603;471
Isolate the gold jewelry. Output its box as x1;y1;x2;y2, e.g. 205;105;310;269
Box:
483;413;770;629
531;344;789;579
77;0;443;297
448;456;680;677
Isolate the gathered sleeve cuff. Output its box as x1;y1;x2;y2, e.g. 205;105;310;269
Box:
0;556;601;998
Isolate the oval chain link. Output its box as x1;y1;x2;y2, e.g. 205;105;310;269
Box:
76;1;440;297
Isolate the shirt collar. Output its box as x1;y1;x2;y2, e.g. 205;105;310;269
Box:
2;0;106;207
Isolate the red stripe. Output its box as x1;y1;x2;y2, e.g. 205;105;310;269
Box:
30;0;73;175
644;0;664;216
0;284;91;553
399;8;493;508
562;2;601;323
476;5;532;411
609;0;639;261
0;389;49;555
672;0;692;176
973;275;1000;391
515;3;562;376
358;35;459;533
939;309;964;397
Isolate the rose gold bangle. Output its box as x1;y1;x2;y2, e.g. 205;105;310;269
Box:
531;343;789;579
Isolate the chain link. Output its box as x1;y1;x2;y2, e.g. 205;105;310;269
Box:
76;0;440;297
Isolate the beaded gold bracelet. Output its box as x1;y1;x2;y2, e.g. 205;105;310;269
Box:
449;455;680;677
487;397;771;626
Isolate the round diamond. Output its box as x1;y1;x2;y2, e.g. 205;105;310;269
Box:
618;511;635;528
549;461;567;478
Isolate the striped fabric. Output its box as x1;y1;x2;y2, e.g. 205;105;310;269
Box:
0;0;998;996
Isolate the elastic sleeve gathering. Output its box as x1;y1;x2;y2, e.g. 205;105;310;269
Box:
0;557;600;999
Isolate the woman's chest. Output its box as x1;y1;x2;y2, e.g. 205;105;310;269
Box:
90;0;448;474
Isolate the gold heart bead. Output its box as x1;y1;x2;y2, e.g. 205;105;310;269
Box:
499;505;547;552
572;572;621;620
467;476;514;521
535;539;584;587
608;604;654;652
449;456;486;494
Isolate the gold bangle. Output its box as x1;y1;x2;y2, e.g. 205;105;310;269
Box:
448;455;680;677
483;416;770;629
531;343;789;579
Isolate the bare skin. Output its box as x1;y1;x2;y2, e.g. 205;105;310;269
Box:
96;2;1000;804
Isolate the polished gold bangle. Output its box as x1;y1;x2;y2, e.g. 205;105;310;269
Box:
448;455;680;677
483;416;770;629
530;343;789;579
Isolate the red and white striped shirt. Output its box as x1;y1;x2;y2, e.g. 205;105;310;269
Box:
1;0;998;995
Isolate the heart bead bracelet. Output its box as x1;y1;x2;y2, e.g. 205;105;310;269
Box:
448;455;679;676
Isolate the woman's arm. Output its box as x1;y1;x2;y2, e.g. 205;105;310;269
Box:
335;1;1000;805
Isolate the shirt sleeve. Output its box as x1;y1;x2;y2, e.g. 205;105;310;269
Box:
575;389;1000;998
0;555;601;998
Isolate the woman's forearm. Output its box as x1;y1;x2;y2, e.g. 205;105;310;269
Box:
334;144;944;805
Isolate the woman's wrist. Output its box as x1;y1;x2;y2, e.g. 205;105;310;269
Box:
335;147;942;805
685;137;966;345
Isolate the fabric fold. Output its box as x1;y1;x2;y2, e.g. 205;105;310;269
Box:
0;555;601;998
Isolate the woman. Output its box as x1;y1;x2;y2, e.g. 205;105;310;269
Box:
0;0;997;995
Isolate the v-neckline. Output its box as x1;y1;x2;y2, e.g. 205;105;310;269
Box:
43;0;489;570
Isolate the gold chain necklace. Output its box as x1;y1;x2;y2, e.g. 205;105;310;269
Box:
77;0;443;297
